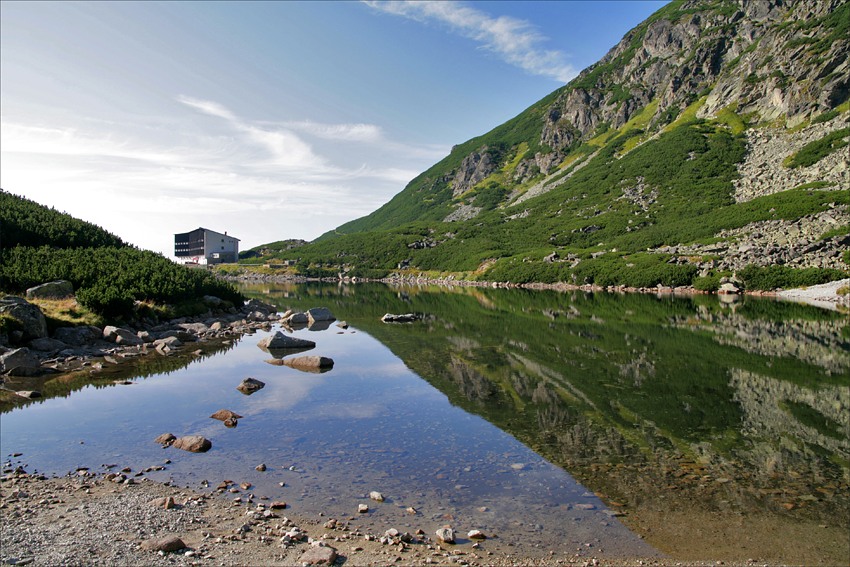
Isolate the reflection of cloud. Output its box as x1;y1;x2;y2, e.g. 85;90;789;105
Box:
364;1;576;83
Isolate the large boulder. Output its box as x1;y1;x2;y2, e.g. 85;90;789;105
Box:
282;312;309;326
53;325;102;346
0;296;48;342
102;326;143;346
257;331;315;351
243;298;277;315
306;307;335;324
25;280;74;300
0;347;41;376
28;337;68;353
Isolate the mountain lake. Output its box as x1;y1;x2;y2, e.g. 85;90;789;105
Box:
1;283;848;564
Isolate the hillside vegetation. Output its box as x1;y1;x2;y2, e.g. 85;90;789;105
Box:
0;191;243;319
246;0;849;290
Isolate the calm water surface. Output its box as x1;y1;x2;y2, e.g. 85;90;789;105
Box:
2;283;847;561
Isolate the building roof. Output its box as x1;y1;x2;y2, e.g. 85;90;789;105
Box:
176;227;240;241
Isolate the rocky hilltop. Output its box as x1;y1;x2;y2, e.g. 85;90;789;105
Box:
252;0;849;291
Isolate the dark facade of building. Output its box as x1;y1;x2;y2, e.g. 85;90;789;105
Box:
174;227;239;264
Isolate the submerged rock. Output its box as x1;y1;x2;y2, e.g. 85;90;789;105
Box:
155;433;176;446
172;436;212;453
237;377;265;395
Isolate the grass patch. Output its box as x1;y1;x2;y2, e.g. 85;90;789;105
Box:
29;297;104;332
783;127;850;168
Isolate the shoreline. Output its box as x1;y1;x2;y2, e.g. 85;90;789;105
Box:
226;271;850;311
0;470;804;567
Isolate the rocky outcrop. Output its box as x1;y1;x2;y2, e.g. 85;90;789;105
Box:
0;348;42;376
0;297;47;343
733;115;849;203
451;0;849;215
450;147;498;198
25;280;74;300
654;205;850;274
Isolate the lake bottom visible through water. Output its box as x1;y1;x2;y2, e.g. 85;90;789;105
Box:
1;319;660;559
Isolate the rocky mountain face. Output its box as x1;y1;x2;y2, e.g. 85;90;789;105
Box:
490;0;849;202
281;0;848;288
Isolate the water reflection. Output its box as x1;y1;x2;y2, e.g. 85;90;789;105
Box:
2;282;847;562
243;283;849;562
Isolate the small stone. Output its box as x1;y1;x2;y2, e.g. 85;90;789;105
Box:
154;433;176;446
141;535;185;552
172;436;212;453
358;504;369;513
298;544;337;565
149;496;176;509
236;377;265;395
435;527;455;544
210;409;243;421
369;491;384;502
467;529;486;540
270;501;287;509
256;463;267;471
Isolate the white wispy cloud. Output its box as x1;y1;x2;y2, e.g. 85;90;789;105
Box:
177;95;325;169
282;120;385;143
364;1;576;83
1;98;447;253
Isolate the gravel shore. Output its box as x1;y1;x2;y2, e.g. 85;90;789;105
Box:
1;471;785;567
776;278;850;311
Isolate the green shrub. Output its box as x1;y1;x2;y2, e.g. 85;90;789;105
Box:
693;275;721;292
76;284;135;320
737;264;848;290
783;127;849;168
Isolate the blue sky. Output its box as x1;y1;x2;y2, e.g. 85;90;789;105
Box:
1;1;667;257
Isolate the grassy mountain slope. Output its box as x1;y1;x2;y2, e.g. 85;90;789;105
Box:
0;190;242;320
249;0;850;289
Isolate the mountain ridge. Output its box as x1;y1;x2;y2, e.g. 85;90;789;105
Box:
247;0;849;291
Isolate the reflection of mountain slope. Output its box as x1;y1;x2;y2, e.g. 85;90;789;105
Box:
244;283;849;529
731;369;850;460
674;310;850;374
